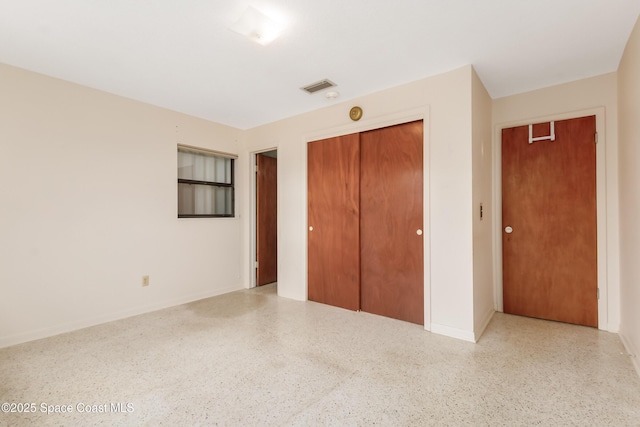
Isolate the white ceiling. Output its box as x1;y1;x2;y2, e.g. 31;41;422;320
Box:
1;0;639;130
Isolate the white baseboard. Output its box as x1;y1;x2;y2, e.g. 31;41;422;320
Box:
431;322;476;343
0;284;242;349
619;331;640;379
431;309;496;343
474;308;496;342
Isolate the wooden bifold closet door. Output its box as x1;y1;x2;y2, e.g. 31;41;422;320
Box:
308;121;424;324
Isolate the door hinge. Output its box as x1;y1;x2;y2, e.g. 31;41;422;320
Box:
595;132;598;144
255;261;259;268
597;288;600;299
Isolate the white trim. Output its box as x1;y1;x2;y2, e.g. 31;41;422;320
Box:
474;308;496;342
304;106;432;330
305;108;427;142
424;107;432;332
620;331;640;379
492;108;608;330
431;323;476;343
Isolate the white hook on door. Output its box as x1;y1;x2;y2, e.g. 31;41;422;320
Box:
529;121;555;144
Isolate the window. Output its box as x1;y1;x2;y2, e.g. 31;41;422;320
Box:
177;146;235;217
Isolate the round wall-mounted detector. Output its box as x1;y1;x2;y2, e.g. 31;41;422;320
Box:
349;106;363;121
325;91;340;99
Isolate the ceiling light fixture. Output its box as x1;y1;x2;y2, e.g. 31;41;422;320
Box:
230;6;284;46
325;91;340;99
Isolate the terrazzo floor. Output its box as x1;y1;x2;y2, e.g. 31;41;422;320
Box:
1;284;639;426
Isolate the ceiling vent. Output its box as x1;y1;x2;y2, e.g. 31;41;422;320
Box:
301;79;336;94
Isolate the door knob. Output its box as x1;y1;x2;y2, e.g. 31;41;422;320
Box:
505;226;513;234
416;229;423;236
309;226;313;231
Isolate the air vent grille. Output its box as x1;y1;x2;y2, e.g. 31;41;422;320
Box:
301;79;336;94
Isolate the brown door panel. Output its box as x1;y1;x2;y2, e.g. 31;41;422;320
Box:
307;133;361;311
360;121;424;325
502;116;597;327
256;154;278;286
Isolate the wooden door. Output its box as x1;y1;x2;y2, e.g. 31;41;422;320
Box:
256;153;277;286
502;116;597;327
307;133;360;311
360;121;424;325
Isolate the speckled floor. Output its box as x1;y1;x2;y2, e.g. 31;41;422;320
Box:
1;284;639;426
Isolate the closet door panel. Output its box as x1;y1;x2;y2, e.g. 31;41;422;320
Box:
307;133;360;311
360;121;424;324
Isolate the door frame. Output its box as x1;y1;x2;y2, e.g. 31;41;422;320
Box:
249;148;278;289
303;107;431;330
493;107;608;330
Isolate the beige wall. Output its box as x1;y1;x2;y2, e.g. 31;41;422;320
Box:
492;73;620;332
6;48;627;350
2;22;636;354
242;66;482;341
0;63;488;346
617;16;640;376
0;63;244;347
472;68;495;337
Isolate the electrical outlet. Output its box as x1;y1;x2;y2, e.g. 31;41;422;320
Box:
142;275;150;287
